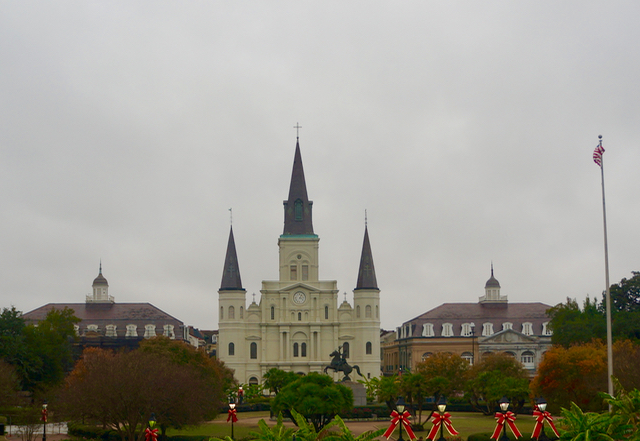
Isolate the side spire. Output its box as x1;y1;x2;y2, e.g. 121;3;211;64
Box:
283;140;314;235
355;226;378;290
220;226;244;290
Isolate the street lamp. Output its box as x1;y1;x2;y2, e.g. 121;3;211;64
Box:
436;397;447;441
41;401;48;441
229;398;236;441
396;397;406;441
499;397;510;441
149;413;156;429
536;398;550;441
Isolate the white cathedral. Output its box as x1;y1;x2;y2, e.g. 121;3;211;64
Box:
217;139;381;384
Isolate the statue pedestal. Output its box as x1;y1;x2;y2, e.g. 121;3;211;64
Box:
342;381;367;406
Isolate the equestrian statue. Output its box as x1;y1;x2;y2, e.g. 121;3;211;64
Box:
324;346;363;381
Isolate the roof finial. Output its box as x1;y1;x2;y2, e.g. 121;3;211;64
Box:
252;292;256;303
229;208;232;226
99;259;102;275
365;209;368;227
491;261;494;276
294;122;302;140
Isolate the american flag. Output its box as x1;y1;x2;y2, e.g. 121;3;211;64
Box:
593;144;605;166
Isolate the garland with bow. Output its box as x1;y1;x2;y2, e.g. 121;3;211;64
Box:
41;408;48;423
426;412;459;440
491;411;522;440
383;410;416;440
145;428;158;441
532;408;559;439
227;408;238;423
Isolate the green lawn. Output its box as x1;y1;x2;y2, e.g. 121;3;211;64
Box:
167;411;553;441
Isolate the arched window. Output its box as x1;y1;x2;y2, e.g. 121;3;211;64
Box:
228;342;235;356
461;351;474;365
325;305;329;319
271;305;275;320
366;341;372;355
298;312;302;321
376;305;379;318
365;305;372;318
356;305;361;318
422;352;433;361
229;306;235;319
249;377;259;385
521;351;535;368
250;342;257;359
220;306;224;320
293;343;299;357
343;342;350;358
240;306;244;319
301;342;307;357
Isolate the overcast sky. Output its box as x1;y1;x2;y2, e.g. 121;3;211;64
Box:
1;1;639;330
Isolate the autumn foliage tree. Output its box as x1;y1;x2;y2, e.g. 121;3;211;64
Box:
58;339;231;441
531;339;640;413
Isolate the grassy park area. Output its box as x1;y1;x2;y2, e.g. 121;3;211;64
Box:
166;410;545;440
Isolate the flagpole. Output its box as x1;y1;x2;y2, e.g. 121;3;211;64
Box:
597;134;614;398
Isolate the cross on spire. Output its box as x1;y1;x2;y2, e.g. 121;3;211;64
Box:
293;122;302;139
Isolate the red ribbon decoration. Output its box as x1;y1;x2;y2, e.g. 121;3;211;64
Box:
491;411;522;440
383;410;416;440
532;409;559;438
41;409;48;423
426;412;459;440
145;428;158;441
227;408;238;423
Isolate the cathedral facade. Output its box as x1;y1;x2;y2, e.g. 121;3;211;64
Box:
217;140;381;384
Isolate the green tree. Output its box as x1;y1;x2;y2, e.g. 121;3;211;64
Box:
609;271;640;313
271;372;353;432
399;372;429;427
465;353;530;415
377;374;400;412
263;368;299;394
548;297;606;347
0;360;19;406
0;306;79;392
323;415;385;441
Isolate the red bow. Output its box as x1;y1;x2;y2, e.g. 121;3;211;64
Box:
41;409;48;423
491;411;522;440
383;410;416;440
145;428;158;441
532;409;559;438
426;412;459;440
227;408;238;423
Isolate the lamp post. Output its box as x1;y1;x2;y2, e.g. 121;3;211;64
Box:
396;397;406;441
470;326;476;365
41;401;48;441
436;398;447;441
149;413;156;430
229;399;236;441
145;413;158;441
535;398;550;441
499;397;510;441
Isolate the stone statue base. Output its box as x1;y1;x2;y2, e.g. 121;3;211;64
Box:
342;381;367;406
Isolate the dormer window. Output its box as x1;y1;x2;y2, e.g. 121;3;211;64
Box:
502;322;513;331
442;323;453;337
126;324;137;337
294;199;303;221
163;324;175;339
482;323;494;336
105;324;117;337
144;324;156;338
422;323;434;337
522;322;533;336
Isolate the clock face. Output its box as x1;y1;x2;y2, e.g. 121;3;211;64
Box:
293;291;306;304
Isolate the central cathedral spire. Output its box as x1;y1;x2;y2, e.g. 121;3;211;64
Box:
283;140;314;235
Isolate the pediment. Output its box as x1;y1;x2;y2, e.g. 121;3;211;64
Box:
481;329;537;344
246;335;262;341
278;282;319;293
339;335;355;340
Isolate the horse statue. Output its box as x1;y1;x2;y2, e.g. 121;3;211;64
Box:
324;348;363;381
